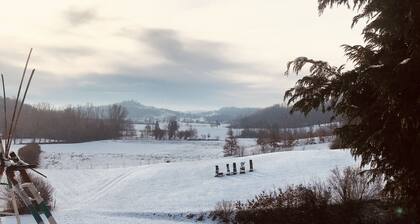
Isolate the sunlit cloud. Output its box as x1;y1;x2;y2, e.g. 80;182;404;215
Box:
0;0;363;110
64;8;98;26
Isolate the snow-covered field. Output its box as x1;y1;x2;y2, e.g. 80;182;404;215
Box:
34;138;257;169
2;125;356;224
134;123;241;140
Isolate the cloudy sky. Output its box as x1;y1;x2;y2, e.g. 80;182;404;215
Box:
0;0;364;111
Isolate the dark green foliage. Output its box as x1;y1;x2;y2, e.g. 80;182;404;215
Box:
223;128;239;156
284;0;420;217
329;135;348;149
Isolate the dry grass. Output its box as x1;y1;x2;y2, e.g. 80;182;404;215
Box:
18;143;42;167
1;172;54;214
210;200;235;223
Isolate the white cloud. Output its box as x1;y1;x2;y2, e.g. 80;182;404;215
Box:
0;0;364;109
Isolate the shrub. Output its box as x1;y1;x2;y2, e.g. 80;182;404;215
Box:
195;212;206;221
1;172;54;214
328;167;383;203
234;184;332;224
211;166;414;224
210;201;235;223
18;144;42;167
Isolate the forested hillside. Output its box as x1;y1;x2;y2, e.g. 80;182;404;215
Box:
203;107;259;123
231;104;333;129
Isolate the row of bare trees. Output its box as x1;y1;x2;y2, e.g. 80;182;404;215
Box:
0;98;134;143
254;126;335;153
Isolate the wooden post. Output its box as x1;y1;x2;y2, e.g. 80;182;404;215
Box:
249;159;254;172
239;162;246;174
10;186;20;224
215;165;223;177
226;164;230;175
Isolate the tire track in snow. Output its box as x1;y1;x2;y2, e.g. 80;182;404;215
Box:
82;169;137;206
97;211;202;223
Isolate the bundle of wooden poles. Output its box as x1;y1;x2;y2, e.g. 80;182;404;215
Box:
0;49;58;224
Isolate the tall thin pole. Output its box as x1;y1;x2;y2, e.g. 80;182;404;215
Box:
6;69;35;153
1;74;7;156
5;48;32;156
8;178;21;224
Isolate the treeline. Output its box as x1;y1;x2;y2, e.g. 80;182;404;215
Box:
0;98;135;143
141;119;198;140
231;104;335;129
242;125;335;153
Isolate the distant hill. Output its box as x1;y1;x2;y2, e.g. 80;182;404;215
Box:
116;100;183;122
199;107;259;123
100;101;260;123
231;104;334;129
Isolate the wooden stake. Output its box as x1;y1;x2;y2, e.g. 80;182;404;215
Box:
10;190;21;224
1;74;7;157
6;68;36;152
5;48;32;156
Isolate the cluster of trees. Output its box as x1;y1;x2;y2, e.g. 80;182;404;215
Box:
225;125;336;156
240;125;335;139
242;125;335;153
0;99;135;143
284;0;420;220
256;128;296;153
142;119;198;140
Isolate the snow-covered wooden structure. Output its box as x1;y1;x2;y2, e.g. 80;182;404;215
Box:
0;49;58;224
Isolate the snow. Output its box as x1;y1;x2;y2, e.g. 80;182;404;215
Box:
368;64;384;69
4;123;354;223
14;138;254;169
2;141;357;224
400;58;411;65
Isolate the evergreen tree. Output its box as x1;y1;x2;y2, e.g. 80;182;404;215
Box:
167;118;179;140
223;128;240;157
285;0;420;217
